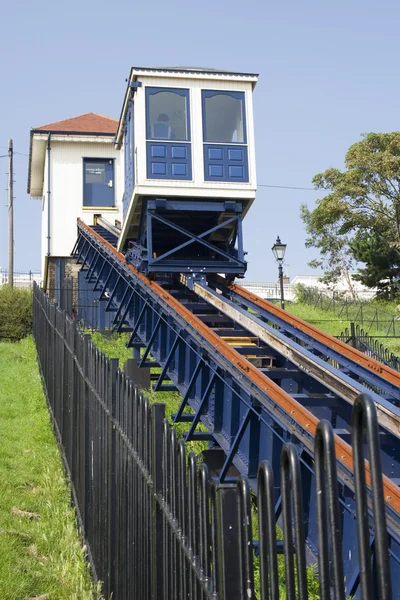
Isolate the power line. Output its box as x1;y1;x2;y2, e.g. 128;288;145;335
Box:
2;145;316;188
0;152;28;158
258;183;315;191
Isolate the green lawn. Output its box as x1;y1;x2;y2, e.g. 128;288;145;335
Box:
286;302;400;357
286;302;352;337
0;337;99;600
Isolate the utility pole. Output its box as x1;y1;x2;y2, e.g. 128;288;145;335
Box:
8;139;13;288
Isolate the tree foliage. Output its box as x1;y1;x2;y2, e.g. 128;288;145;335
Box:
302;132;400;296
350;231;400;299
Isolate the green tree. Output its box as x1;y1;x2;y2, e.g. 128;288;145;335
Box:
302;132;400;292
350;230;400;300
301;203;355;295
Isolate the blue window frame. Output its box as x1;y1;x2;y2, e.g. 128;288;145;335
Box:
202;90;247;144
202;90;249;182
145;87;191;142
145;87;192;180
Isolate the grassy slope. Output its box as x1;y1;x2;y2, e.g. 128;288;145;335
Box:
0;337;98;600
287;302;400;356
90;331;208;454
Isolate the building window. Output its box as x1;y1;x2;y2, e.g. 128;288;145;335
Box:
83;158;115;207
146;88;190;142
202;90;246;144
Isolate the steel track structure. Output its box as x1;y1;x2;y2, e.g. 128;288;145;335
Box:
73;219;400;597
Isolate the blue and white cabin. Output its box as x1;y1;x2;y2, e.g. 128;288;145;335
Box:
115;66;258;280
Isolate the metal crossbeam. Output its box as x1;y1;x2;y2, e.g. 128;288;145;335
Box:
148;213;240;265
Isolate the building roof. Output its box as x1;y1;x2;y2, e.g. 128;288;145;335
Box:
28;112;118;196
32;112;118;135
130;66;259;77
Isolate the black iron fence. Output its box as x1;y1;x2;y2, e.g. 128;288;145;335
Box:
338;322;400;371
32;283;393;599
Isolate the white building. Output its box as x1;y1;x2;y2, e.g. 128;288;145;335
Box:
28;112;124;292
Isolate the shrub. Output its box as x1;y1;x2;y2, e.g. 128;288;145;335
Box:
0;286;33;340
293;283;309;303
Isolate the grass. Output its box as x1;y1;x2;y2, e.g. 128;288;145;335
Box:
0;337;100;600
286;301;400;357
89;331;208;455
286;302;351;337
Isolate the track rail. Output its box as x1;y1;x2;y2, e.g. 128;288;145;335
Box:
191;280;400;437
231;280;400;391
73;219;400;595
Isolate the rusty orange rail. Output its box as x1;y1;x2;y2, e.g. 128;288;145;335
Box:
231;281;400;388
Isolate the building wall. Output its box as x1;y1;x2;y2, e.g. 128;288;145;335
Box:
42;140;123;262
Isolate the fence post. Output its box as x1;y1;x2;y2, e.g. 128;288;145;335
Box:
107;358;119;597
350;322;357;349
281;443;308;599
351;394;392;600
315;420;345;600
82;334;91;532
151;403;166;600
237;477;255;600
257;461;279;599
215;483;241;599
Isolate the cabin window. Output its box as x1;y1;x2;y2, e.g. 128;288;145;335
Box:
146;88;190;142
202;91;246;144
145;87;192;180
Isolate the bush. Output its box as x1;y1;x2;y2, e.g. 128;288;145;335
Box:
0;286;33;340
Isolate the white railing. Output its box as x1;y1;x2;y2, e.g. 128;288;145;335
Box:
0;269;42;289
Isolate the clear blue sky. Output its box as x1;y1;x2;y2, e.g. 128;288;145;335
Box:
1;0;399;280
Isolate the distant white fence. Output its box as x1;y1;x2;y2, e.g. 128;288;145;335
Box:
0;269;42;289
240;280;377;302
240;282;296;301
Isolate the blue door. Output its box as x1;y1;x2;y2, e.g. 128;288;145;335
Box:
83;159;115;207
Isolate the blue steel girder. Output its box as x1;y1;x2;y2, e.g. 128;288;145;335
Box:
72;222;400;597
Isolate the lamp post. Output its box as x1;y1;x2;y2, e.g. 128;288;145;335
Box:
272;236;287;309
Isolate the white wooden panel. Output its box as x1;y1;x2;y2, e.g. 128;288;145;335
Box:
42;141;123;259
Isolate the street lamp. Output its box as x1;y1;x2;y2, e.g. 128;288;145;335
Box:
272;236;287;309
